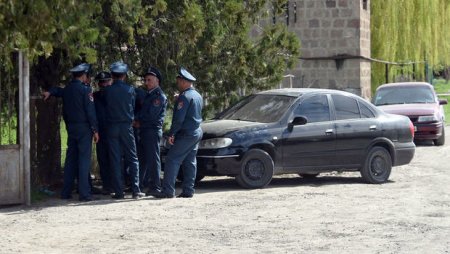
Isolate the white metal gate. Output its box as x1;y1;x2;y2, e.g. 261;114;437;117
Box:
0;51;30;205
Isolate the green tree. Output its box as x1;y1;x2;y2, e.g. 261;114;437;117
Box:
0;0;300;187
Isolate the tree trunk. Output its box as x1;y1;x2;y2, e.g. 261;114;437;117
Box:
30;51;65;188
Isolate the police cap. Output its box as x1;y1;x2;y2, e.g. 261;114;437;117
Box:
70;63;91;74
110;61;128;74
144;66;162;83
95;71;112;81
176;67;196;82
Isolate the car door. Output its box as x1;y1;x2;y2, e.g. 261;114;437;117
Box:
331;94;381;166
281;94;336;169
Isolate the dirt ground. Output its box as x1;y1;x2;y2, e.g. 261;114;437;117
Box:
1;127;450;254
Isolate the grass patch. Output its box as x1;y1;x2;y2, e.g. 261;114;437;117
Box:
433;79;450;125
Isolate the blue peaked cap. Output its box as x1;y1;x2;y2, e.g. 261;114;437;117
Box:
177;67;196;82
110;61;129;74
70;63;91;73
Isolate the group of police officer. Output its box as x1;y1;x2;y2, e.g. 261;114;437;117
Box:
43;62;203;202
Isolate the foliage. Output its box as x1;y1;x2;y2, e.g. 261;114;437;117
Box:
371;0;450;91
433;79;450;125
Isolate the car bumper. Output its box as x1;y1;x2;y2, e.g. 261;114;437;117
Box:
393;142;415;166
413;122;443;140
161;147;244;176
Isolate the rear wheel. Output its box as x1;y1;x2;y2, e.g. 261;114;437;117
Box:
299;173;319;178
235;149;274;189
360;147;392;184
433;127;445;146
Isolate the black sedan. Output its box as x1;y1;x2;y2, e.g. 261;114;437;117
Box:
163;88;416;189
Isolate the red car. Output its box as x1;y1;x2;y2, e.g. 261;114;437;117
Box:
373;82;447;146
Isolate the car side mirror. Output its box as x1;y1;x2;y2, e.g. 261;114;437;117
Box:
439;99;448;105
288;116;308;132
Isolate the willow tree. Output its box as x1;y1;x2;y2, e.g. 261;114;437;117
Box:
371;0;450;90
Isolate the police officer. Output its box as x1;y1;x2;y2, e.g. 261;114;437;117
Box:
104;61;145;199
43;63;99;202
94;71;113;194
152;67;203;198
134;66;167;195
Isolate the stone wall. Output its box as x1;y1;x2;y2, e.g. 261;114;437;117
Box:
280;0;372;99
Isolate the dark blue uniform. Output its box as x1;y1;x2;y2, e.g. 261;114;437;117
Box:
104;79;141;197
50;79;98;200
162;87;203;196
93;88;111;192
135;86;167;192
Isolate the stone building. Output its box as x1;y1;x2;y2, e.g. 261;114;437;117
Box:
280;0;371;99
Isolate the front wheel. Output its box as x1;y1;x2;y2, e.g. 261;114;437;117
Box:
235;149;274;189
360;147;392;184
433;127;445;146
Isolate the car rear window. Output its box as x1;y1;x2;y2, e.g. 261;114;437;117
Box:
374;86;436;105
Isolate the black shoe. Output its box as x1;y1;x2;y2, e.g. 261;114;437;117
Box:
101;188;113;195
132;192;146;199
111;193;125;199
177;193;194;198
91;186;102;195
146;189;161;196
151;192;174;199
79;196;99;202
61;195;73;200
123;187;133;193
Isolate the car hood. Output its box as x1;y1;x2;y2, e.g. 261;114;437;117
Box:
378;103;438;116
201;119;266;138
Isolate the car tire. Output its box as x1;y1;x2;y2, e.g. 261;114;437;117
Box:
299;173;320;178
360;146;392;184
235;149;274;189
433;126;445;146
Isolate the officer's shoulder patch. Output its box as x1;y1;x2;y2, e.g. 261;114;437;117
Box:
177;100;184;110
153;98;161;107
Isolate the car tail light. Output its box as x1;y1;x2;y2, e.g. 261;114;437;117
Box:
409;120;415;139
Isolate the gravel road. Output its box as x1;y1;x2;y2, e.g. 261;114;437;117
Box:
1;127;449;253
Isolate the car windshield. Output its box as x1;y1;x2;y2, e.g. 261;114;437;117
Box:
374;86;436;105
219;94;296;123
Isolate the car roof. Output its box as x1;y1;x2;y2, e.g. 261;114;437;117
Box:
257;88;356;98
377;82;433;90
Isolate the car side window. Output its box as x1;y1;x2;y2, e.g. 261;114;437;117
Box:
294;95;330;123
359;101;375;118
332;94;361;120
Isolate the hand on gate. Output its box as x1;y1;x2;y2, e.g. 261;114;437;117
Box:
93;132;99;143
42;91;51;101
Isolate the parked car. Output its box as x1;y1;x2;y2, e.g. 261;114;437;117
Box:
373;82;447;146
163;88;416;189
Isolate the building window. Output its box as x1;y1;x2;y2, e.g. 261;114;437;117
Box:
362;0;368;10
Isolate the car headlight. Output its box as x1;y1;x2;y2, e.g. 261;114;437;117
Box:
199;138;233;149
417;115;439;123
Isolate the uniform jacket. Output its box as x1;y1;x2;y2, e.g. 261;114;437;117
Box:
49;79;98;133
104;80;136;124
169;87;203;137
135;86;167;130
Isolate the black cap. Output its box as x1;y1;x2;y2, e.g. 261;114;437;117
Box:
95;71;112;81
144;66;162;83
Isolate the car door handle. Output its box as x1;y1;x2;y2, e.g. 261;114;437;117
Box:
369;125;377;131
325;129;334;135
